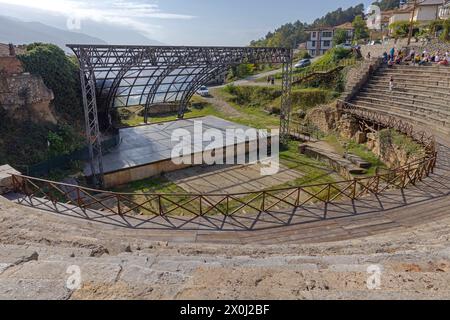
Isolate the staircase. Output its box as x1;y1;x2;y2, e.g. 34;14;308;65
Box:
350;64;450;134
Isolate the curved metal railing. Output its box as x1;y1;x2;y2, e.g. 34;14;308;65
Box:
10;102;437;222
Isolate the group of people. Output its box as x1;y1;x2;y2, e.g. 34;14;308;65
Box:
382;47;407;66
410;50;450;66
266;76;275;85
382;47;450;67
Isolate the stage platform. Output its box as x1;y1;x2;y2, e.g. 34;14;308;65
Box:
85;116;264;187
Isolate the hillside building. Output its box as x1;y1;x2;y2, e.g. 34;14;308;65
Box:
306;22;354;57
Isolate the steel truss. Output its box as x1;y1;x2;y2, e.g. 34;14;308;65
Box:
68;44;293;186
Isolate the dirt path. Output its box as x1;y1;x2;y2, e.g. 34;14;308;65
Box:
202;89;242;117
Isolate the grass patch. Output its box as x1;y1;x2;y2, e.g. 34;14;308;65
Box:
114;175;184;194
211;87;281;129
117;96;223;127
379;129;424;157
279;140;337;187
323;134;386;176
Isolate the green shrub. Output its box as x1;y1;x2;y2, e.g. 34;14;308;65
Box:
47;125;84;157
441;18;450;41
291;88;338;111
17;43;83;122
379;129;423;156
224;85;282;108
333;29;348;46
389;21;419;39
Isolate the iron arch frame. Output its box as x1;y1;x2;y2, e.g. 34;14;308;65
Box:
68;44;293;187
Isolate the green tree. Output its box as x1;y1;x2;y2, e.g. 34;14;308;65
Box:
426;20;443;37
372;0;400;10
441;18;450;42
352;15;369;41
333;29;348;45
47;125;84;157
312;4;365;27
17;43;83;122
389;21;418;39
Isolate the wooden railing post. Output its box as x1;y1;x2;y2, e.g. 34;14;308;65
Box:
117;195;122;216
261;191;266;212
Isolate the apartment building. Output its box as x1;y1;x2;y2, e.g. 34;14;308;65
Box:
306;22;354;57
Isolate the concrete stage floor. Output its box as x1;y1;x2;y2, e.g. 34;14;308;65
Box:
85;116;261;176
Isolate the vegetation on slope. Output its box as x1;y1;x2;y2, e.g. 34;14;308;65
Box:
250;4;365;48
372;0;401;11
18;43;83;121
220;85;338;120
0;43;85;170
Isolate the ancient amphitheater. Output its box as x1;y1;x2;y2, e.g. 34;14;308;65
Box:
1;57;450;300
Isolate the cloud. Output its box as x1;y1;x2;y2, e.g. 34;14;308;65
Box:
0;0;195;37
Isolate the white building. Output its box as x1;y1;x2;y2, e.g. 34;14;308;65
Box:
306;22;354;57
389;0;446;25
439;1;450;19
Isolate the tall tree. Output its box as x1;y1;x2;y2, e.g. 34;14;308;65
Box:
372;0;401;10
333;29;348;45
353;15;369;40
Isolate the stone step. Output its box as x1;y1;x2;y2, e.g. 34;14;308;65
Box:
365;83;450;99
353;96;450;124
363;81;450;101
372;75;450;85
380;69;450;79
361;88;450;107
344;153;371;169
371;75;450;88
0;245;38;274
1;241;450;300
373;69;450;80
302;145;366;175
389;65;450;75
348;100;450;134
356;92;450;117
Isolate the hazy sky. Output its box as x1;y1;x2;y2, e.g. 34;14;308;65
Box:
0;0;374;45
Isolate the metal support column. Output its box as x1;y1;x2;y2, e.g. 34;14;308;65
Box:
280;49;293;146
79;49;104;187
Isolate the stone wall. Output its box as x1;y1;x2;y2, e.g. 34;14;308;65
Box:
0;44;26;57
409;39;450;54
359;39;411;59
0;72;56;124
0;165;20;194
366;131;425;168
336;114;361;141
340;57;383;103
304;105;367;144
304;105;339;134
0;56;23;75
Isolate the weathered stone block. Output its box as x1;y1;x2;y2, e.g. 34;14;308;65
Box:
354;131;367;144
0;165;21;194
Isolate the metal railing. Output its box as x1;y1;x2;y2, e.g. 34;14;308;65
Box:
7;101;437;230
10;153;436;220
10;102;437;223
337;100;437;155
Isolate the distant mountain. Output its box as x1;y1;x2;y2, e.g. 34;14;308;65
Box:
78;20;167;46
0;16;106;52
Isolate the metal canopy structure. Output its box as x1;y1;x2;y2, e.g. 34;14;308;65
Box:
68;44;293;186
